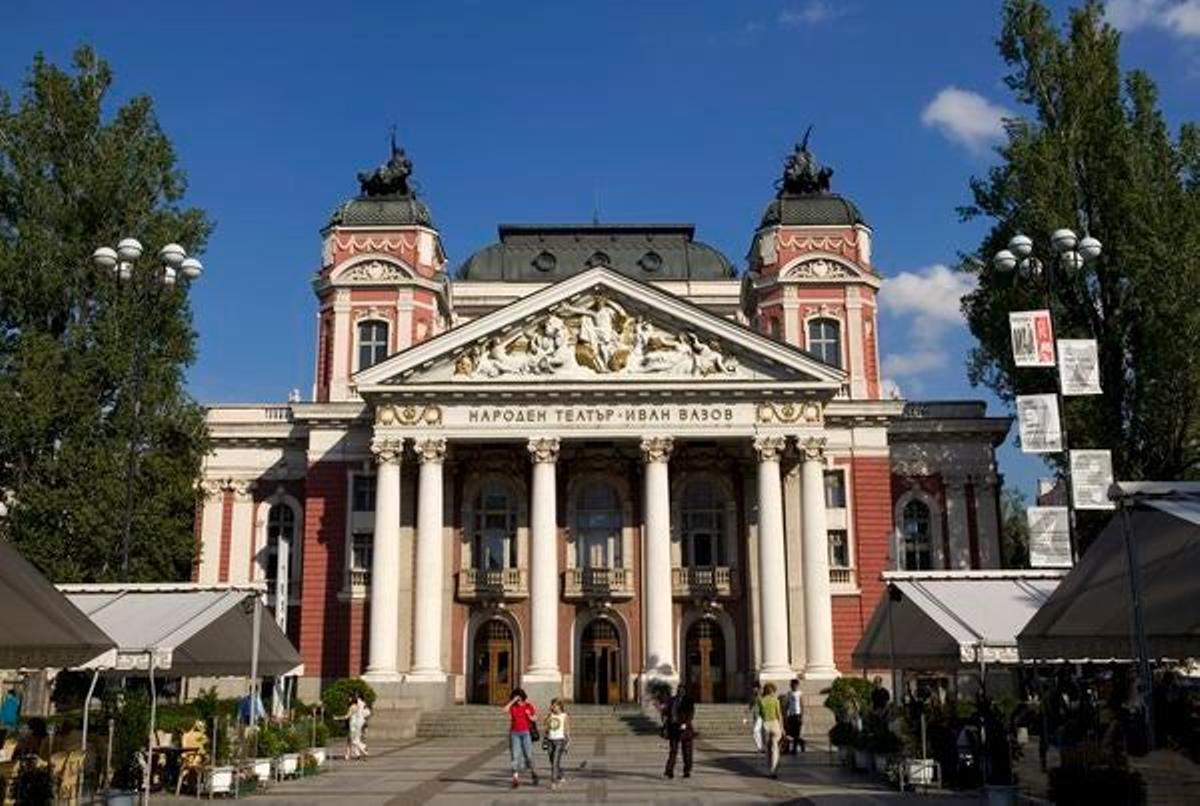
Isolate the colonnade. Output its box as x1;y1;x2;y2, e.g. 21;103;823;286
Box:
361;431;837;686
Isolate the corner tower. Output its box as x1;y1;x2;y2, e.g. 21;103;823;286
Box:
312;139;449;402
741;133;882;399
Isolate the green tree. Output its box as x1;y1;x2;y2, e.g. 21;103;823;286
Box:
1000;486;1031;568
961;0;1200;550
0;47;212;581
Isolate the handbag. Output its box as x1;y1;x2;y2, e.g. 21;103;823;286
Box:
528;718;541;743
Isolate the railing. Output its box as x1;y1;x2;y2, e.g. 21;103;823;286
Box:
829;567;856;587
562;567;633;600
671;566;736;598
457;567;528;600
349;568;370;589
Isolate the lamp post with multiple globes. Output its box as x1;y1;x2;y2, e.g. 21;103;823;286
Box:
91;238;203;582
992;228;1101;564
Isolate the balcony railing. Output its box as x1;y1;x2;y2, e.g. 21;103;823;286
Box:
457;567;528;601
829;567;856;587
671;566;737;599
562;567;633;600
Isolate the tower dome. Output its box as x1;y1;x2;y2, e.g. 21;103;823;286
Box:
325;135;434;230
759;130;866;228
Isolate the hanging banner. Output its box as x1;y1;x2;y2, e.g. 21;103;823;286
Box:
1017;394;1063;453
1009;310;1056;367
1058;339;1102;395
1028;506;1072;568
1071;449;1116;510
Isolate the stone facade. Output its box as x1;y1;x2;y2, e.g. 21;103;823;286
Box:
196;146;1010;705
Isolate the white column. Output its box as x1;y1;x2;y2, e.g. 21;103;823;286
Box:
754;435;792;680
329;289;351;401
408;437;447;681
526;437;561;682
800;437;837;679
945;476;971;570
228;480;256;584
364;436;403;681
641;436;676;678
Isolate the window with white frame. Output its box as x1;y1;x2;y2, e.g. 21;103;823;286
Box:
807;318;842;368
352;473;376;512
681;479;725;567
827;529;850;568
901;499;934;570
575;483;622;568
473;481;518;570
824;470;847;509
357;320;389;370
350;531;373;579
264;503;299;604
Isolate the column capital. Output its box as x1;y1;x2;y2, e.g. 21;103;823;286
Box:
527;437;561;464
371;436;405;465
798;436;827;463
412;436;447;464
753;435;787;463
639;436;674;464
197;479;225;500
224;478;255;500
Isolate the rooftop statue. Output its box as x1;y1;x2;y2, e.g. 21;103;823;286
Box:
780;126;833;195
358;130;414;197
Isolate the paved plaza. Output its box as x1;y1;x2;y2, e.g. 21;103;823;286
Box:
184;737;982;805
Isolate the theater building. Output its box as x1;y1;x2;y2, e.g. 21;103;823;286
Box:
194;140;1010;706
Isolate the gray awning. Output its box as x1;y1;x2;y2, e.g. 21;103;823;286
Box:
0;542;115;669
853;572;1063;670
61;584;303;677
1018;492;1200;662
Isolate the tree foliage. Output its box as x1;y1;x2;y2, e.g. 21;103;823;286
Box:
0;47;212;581
961;1;1200;534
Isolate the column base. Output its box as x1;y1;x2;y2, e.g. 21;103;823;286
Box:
405;669;447;683
521;677;563;707
803;665;839;681
397;677;453;710
757;666;799;688
362;669;404;684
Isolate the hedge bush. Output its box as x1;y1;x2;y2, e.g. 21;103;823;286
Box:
320;678;376;721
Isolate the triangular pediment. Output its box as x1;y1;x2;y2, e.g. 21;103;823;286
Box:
354;268;846;392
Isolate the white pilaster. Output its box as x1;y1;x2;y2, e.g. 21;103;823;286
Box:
974;474;1001;569
364;436;403;682
329;289;351;402
228;480;256;584
799;437;837;679
944;477;971;570
526;437;561;682
641;436;676;679
196;480;224;584
754;435;792;680
408;437;447;681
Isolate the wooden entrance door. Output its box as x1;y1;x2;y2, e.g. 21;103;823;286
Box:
471;619;514;705
685;619;726;703
579;619;622;704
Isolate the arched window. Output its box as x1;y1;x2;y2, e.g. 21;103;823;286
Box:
807;318;842;368
357;320;389;370
681;479;725;567
264;503;299;604
901;499;933;570
473;481;518;570
575;483;621;568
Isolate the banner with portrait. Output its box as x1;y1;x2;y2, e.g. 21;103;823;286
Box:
1028;506;1072;568
1017;394;1063;453
1058;339;1102;395
1009;310;1056;367
1071;449;1115;510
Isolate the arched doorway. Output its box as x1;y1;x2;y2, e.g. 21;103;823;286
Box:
684;619;726;703
471;619;515;705
578;619;622;704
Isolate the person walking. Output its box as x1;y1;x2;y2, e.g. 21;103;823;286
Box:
339;693;370;760
503;688;539;789
785;679;806;754
544;698;570;789
759;683;785;778
746;683;764;753
662;683;696;779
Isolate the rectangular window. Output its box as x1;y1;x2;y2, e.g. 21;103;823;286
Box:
828;529;850;568
352;474;376;513
351;531;373;573
824;470;847;509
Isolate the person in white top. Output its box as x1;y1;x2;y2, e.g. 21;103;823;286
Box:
339;693;371;760
544;698;570;789
785;679;806;754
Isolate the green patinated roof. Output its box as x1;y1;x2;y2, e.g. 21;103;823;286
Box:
326;195;434;229
457;224;735;281
760;193;867;228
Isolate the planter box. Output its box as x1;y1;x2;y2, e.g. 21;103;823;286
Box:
252;758;273;784
853;749;873;771
1016;726;1029;746
310;747;327;767
277;753;300;778
905;758;937;786
207;766;235;796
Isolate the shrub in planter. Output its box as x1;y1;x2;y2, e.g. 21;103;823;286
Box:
256;724;287;759
320;678;376;723
823;677;874;723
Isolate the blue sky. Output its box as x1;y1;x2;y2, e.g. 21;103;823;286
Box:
4;1;1198;498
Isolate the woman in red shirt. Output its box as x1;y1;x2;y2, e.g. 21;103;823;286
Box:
503;688;539;788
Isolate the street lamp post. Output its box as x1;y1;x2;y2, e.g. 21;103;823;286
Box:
993;229;1101;564
91;238;203;582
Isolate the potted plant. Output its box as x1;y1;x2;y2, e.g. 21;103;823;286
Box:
252;723;285;785
276;721;305;779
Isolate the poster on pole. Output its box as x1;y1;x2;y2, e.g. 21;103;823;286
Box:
1017;394;1063;453
1058;339;1102;395
1028;506;1072;568
1009;310;1056;367
1071;449;1116;510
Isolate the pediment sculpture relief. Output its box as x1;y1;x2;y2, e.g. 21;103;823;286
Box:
791;259;854;280
453;293;738;379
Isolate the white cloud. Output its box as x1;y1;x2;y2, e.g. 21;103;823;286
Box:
1107;0;1200;38
779;2;838;26
920;87;1011;153
880;264;977;379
